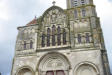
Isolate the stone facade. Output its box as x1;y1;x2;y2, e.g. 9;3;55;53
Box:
11;0;111;75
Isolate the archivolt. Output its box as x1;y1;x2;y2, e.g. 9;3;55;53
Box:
16;66;35;75
74;61;100;75
37;52;71;71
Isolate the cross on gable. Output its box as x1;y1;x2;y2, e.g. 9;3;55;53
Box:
52;1;56;6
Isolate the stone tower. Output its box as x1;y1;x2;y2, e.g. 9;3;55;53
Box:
11;0;111;75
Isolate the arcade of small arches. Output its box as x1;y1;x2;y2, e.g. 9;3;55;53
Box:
40;25;91;48
41;25;67;47
16;52;99;75
23;40;33;50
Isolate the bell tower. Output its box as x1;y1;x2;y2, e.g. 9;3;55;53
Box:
66;0;103;49
66;0;111;75
67;0;94;9
67;0;97;18
67;0;100;48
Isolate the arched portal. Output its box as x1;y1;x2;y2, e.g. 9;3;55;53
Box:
38;52;70;75
74;62;99;75
16;67;34;75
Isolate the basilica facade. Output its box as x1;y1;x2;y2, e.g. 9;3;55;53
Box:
11;0;111;75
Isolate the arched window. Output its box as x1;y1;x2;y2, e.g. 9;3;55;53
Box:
63;29;66;45
82;8;86;17
78;34;81;43
52;25;56;46
42;34;45;47
24;41;26;50
57;26;61;45
86;33;90;43
47;28;51;46
30;40;33;49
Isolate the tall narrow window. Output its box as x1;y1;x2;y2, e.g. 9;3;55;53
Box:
30;40;33;49
63;29;66;45
57;26;61;45
42;34;45;47
86;33;90;43
74;10;78;18
81;0;85;5
78;34;81;43
24;41;26;50
47;28;51;46
82;8;86;17
52;25;56;46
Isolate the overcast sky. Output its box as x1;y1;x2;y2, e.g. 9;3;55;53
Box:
0;0;112;75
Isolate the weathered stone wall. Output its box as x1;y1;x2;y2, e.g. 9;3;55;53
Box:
12;49;105;75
